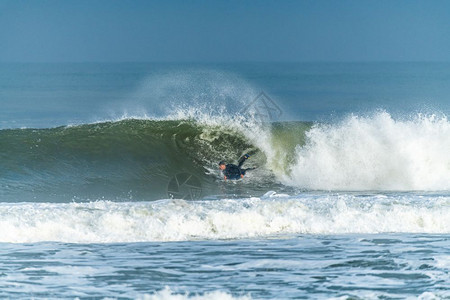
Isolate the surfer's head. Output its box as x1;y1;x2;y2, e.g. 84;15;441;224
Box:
218;161;226;170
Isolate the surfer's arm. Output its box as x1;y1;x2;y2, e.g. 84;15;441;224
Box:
237;154;250;168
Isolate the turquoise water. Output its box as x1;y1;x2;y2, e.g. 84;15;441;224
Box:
0;63;449;299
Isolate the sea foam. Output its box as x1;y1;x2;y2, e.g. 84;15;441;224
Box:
1;193;449;243
137;287;251;300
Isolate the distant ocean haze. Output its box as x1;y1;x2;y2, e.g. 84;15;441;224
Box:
1;62;449;128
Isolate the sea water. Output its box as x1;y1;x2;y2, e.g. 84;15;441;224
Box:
0;63;449;299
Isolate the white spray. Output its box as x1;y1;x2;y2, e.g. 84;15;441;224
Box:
284;112;450;191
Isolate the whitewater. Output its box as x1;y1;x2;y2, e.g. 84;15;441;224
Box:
1;62;450;299
1;193;449;243
285;112;450;191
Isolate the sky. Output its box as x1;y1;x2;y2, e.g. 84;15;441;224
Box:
0;0;450;62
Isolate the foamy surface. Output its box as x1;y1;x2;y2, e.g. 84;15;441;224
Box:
1;233;448;298
1;192;448;243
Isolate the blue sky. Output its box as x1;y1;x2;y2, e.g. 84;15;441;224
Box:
1;0;449;62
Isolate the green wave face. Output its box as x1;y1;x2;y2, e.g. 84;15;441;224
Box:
0;119;310;202
2;112;449;201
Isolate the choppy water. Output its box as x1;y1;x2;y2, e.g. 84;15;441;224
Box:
1;234;449;299
1;62;449;299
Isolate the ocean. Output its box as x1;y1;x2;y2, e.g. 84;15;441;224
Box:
0;62;449;299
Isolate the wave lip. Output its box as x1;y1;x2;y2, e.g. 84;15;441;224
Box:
1;193;449;243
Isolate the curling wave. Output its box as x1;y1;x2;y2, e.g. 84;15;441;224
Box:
0;112;449;203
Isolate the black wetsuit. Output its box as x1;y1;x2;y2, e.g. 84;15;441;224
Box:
222;155;254;180
223;164;245;180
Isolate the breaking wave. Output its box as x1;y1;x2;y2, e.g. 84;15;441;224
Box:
0;111;448;203
285;112;450;191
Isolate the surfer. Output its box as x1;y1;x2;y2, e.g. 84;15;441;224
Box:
218;154;255;180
